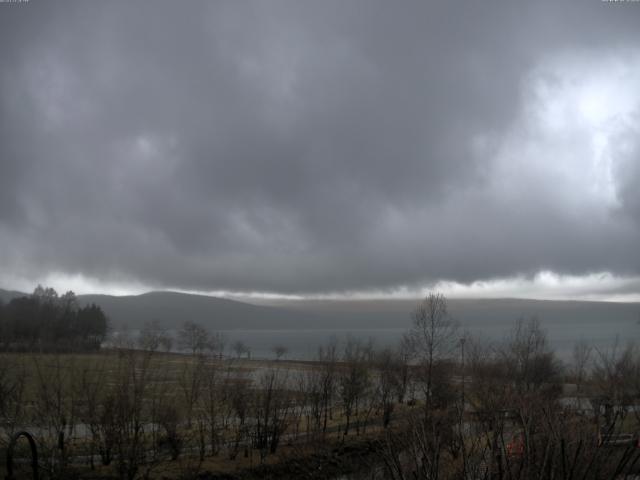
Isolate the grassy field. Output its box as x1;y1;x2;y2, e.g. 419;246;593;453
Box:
0;349;403;480
4;342;637;480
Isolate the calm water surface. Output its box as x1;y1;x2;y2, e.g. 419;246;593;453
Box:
218;315;640;362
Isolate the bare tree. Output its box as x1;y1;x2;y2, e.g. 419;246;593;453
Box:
76;355;111;469
111;349;155;480
406;292;458;408
198;360;223;456
228;374;251;460
392;337;413;404
272;344;288;360
300;361;323;439
502;316;560;393
179;353;206;428
209;331;226;358
317;338;338;435
571;339;593;393
232;340;250;359
178;320;210;356
339;337;371;436
252;368;293;461
156;403;182;460
138;320;172;352
31;354;80;476
374;348;397;428
0;354;26;449
593;340;636;430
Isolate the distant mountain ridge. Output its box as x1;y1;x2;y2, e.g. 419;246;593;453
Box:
78;291;318;330
1;288;639;332
0;289;317;330
0;288;25;304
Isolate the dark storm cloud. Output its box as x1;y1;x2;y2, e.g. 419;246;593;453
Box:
1;0;640;294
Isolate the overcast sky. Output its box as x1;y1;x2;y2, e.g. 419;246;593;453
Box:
1;1;640;300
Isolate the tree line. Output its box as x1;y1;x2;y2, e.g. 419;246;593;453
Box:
0;286;109;352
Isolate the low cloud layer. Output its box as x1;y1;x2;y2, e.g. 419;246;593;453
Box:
1;1;640;297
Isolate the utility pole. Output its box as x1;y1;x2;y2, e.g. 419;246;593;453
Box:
460;336;467;478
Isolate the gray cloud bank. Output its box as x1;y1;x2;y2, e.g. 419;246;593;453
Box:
1;1;640;295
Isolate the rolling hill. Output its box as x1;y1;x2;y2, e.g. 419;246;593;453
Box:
2;288;639;332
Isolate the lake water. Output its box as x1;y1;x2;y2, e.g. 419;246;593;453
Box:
115;300;640;363
218;316;640;362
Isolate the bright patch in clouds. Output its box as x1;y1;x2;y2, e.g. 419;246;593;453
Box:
532;52;640;130
435;271;640;302
2;271;639;303
495;51;640;215
0;272;150;297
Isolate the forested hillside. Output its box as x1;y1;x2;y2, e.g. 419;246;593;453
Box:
0;286;108;351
